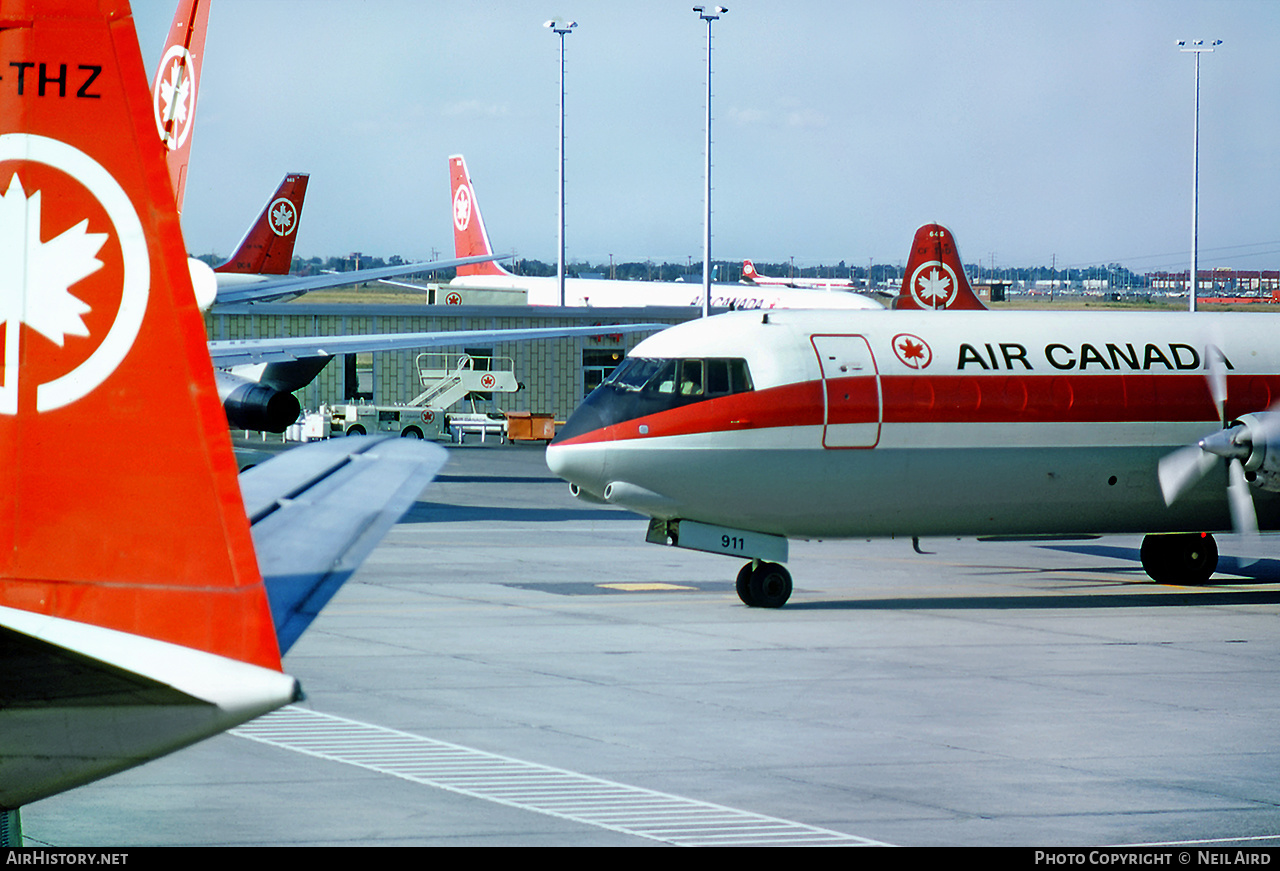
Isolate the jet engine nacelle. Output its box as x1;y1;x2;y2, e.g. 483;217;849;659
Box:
1235;412;1280;493
215;370;301;433
188;257;217;311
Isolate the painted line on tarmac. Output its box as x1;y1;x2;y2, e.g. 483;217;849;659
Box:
233;705;890;847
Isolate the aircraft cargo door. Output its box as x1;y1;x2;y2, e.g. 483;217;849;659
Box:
811;334;881;448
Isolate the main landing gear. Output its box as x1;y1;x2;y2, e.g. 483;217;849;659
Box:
1139;533;1219;585
736;560;793;608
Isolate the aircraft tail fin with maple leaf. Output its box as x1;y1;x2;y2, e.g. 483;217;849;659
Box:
0;0;444;830
215;172;309;276
742;260;761;282
152;0;210;213
450;154;512;278
893;223;988;310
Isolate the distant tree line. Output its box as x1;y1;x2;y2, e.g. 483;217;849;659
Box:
193;251;1152;288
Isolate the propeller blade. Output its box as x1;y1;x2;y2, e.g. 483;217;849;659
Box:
1227;458;1259;535
1207;352;1228;426
1158;444;1219;506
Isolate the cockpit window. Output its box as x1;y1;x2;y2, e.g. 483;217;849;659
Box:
604;357;664;391
555;356;756;444
603;356;753;398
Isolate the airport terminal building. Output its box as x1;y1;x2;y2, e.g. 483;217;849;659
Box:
206;301;698;426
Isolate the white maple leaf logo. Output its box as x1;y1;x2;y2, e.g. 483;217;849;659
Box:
916;268;952;306
0;173;106;346
453;186;472;231
158;58;192;141
272;202;294;233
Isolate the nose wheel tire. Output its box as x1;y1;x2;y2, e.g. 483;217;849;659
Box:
736;561;793;608
1140;533;1218;585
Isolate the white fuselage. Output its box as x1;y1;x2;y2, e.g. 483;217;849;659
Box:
742;275;857;291
449;274;882;311
547;309;1280;539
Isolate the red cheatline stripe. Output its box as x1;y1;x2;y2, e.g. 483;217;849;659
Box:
554;373;1278;447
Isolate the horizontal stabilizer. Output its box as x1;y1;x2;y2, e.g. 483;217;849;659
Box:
240;437;448;653
0;606;298;809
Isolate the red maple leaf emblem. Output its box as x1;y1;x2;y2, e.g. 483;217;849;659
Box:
891;333;932;369
898;338;924;361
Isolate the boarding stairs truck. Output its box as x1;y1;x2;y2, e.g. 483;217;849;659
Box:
328;352;519;440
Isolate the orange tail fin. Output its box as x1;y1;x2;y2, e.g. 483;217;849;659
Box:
215;173;309;275
449;154;510;277
894;224;989;310
742;260;759;282
0;0;279;672
152;0;210;214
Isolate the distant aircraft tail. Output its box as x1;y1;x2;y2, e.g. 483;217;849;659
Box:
449;154;511;277
894;224;989;310
215;173;310;275
742;260;760;282
152;0;210;213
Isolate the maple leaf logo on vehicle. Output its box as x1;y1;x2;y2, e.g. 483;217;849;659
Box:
0;174;106;347
916;268;953;306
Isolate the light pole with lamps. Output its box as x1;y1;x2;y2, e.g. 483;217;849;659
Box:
545;19;577;308
1178;38;1221;313
693;6;726;318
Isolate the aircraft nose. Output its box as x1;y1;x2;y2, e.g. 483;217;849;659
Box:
545;441;609;498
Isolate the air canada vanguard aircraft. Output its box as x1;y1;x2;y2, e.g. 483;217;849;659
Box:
547;309;1280;606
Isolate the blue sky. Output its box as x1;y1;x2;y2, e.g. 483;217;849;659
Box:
132;0;1279;275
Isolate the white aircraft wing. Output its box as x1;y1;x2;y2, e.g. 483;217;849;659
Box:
212;254;506;305
208;323;667;367
240;436;448;653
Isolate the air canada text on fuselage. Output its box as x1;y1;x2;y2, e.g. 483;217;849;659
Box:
955;342;1232;372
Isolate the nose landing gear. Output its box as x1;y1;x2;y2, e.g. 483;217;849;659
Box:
736;560;793;608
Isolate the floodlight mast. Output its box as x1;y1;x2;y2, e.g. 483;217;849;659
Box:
1178;38;1221;313
694;6;727;318
545;19;577;308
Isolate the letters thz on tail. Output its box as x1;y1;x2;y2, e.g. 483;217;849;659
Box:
0;0;444;819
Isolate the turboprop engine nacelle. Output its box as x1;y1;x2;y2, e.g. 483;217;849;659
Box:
1237;412;1280;493
1203;412;1280;493
215;370;301;433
